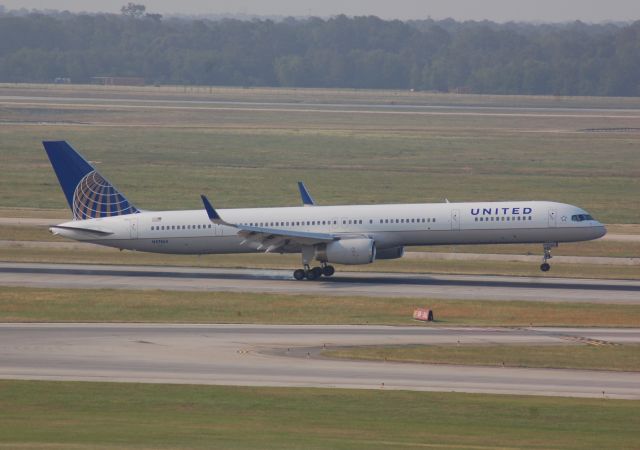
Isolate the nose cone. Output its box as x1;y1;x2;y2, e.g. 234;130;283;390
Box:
593;224;607;239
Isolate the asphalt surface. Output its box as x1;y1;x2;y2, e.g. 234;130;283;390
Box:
1;262;639;303
0;323;638;399
3;94;640;118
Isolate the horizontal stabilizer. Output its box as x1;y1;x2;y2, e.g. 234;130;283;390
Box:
49;224;114;236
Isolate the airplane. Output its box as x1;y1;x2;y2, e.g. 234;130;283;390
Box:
43;140;607;281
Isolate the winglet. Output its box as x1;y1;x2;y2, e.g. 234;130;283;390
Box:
297;181;316;206
201;194;220;220
201;194;234;226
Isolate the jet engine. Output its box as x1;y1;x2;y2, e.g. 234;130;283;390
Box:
315;238;376;265
375;246;404;260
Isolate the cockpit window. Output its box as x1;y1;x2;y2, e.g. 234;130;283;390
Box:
571;214;594;222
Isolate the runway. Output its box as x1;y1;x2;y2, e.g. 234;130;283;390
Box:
0;323;638;399
3;94;640;118
1;262;639;303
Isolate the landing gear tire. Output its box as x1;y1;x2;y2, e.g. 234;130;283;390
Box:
540;242;557;273
322;265;335;277
293;269;306;280
306;267;322;281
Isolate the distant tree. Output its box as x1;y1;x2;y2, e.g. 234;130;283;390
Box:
120;3;145;18
0;12;638;96
144;13;162;22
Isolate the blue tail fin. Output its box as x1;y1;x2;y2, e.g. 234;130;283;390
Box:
43;141;139;220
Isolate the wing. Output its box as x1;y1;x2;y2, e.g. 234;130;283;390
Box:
200;194;337;252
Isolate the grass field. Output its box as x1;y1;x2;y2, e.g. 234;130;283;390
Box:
324;344;640;372
1;84;639;223
0;380;638;450
2;286;639;326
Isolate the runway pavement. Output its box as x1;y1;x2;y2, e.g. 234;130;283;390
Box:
1;262;639;303
0;323;638;399
3;94;640;118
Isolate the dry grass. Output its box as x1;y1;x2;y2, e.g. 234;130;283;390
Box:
1;85;639;223
1;286;639;326
324;344;640;371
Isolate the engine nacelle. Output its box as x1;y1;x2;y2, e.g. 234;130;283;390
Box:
375;246;404;260
315;239;376;265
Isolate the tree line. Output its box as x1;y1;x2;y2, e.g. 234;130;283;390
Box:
0;11;638;96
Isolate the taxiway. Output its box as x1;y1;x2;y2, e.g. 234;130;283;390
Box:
0;323;638;399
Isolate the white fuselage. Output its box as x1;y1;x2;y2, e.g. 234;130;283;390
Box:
51;201;606;258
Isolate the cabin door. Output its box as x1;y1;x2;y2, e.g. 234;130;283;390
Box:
548;209;557;227
128;216;139;239
451;209;460;231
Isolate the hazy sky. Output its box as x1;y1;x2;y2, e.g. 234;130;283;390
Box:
2;0;640;22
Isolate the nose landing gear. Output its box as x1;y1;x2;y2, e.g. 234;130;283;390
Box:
540;242;557;272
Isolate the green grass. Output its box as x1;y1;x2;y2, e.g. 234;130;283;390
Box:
1;85;639;222
2;286;640;326
324;344;640;372
0;380;638;449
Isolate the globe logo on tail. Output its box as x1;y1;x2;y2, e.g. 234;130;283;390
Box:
72;171;138;220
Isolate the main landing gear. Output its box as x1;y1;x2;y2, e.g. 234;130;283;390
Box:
293;263;335;281
540;242;558;272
